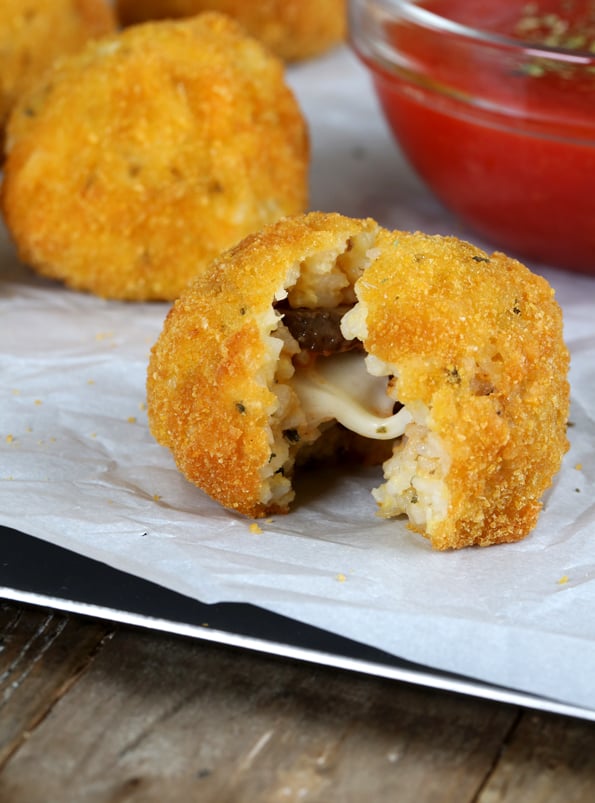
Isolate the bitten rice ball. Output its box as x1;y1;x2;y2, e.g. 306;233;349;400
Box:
115;0;346;62
0;0;116;151
147;211;570;550
1;13;309;300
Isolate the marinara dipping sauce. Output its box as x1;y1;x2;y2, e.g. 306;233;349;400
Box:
350;0;595;274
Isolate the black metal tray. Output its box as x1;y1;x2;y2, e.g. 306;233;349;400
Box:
2;524;594;722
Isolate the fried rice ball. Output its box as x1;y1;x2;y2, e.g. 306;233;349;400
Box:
0;0;116;152
147;211;570;550
115;0;346;62
1;13;308;300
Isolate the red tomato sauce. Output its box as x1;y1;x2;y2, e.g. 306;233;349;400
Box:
363;0;595;272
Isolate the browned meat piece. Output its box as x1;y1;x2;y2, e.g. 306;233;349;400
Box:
279;304;362;354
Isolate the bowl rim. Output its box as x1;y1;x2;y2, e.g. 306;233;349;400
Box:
357;0;595;63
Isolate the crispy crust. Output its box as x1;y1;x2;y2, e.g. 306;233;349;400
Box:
147;212;377;516
356;229;570;549
147;212;570;548
115;0;346;61
0;0;116;151
1;13;308;300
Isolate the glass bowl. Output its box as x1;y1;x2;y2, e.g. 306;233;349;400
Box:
349;0;595;274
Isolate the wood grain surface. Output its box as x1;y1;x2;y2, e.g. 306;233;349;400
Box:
0;601;594;802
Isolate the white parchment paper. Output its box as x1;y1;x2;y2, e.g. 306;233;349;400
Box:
1;47;594;710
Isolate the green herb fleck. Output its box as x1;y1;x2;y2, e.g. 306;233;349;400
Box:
513;7;595;79
446;366;461;385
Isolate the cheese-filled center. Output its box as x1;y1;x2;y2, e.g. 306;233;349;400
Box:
291;351;412;440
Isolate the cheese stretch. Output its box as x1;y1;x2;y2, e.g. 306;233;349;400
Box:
291;351;412;440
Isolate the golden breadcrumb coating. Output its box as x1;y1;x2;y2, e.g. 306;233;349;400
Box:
347;229;570;549
0;0;115;151
147;212;570;550
148;212;378;516
115;0;346;62
1;13;308;300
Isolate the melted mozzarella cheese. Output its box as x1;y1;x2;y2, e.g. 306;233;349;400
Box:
291;351;412;440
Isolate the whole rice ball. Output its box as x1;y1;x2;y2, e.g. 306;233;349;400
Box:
1;13;309;300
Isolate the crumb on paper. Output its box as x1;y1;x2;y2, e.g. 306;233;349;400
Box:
558;575;569;585
127;416;137;424
11;389;20;396
138;401;147;412
87;379;95;385
95;331;115;341
36;438;55;447
34;399;42;406
152;494;161;502
90;432;97;438
249;522;263;535
5;434;14;444
335;573;347;582
575;463;583;471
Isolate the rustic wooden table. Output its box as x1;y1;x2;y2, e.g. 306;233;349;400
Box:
1;601;594;802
